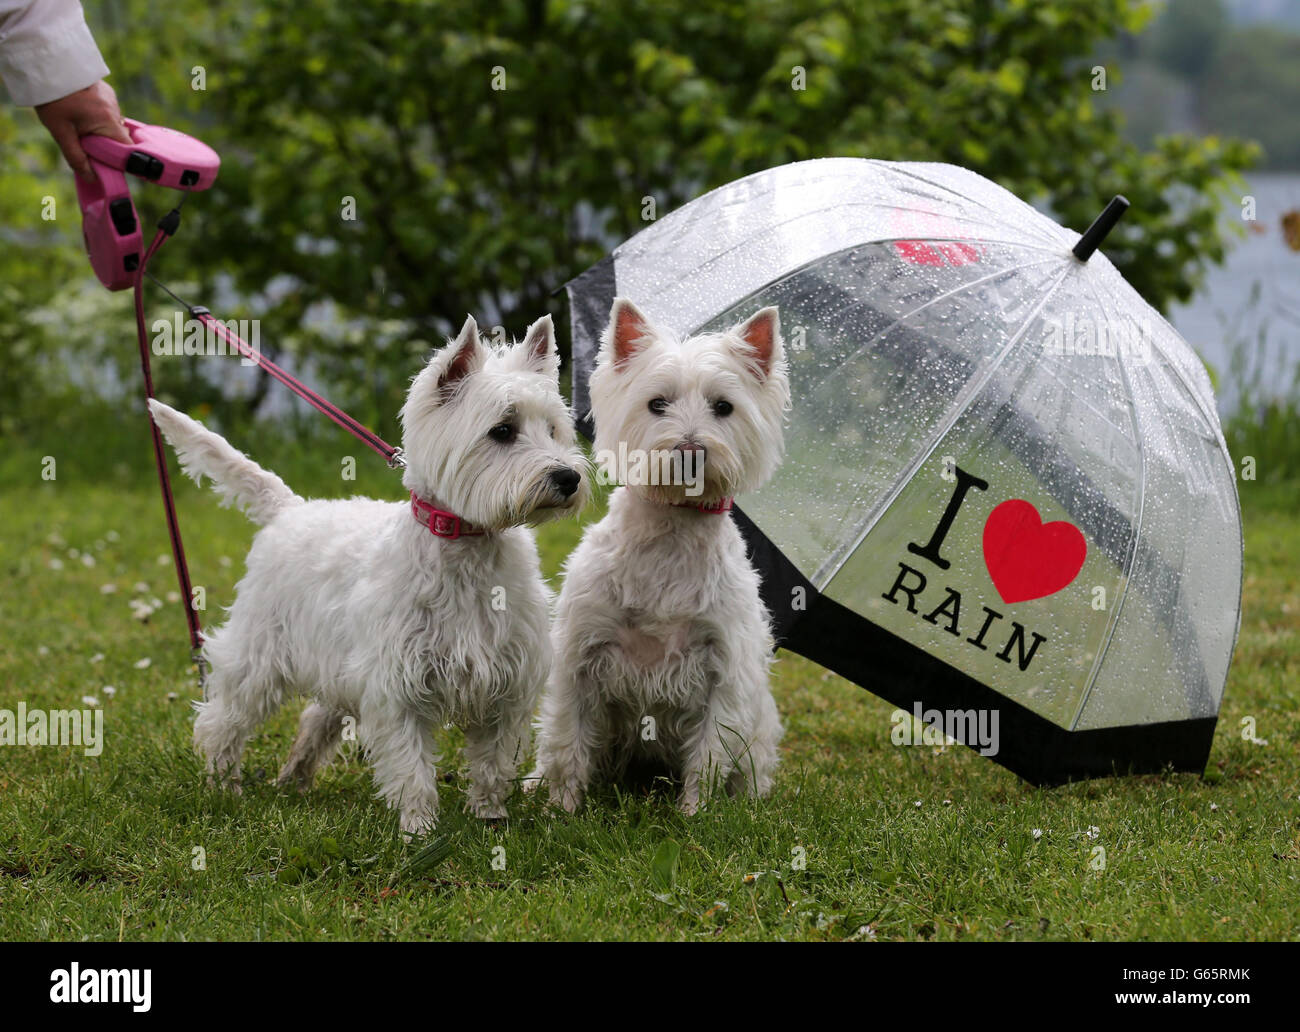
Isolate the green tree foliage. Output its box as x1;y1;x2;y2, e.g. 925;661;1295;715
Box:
1104;0;1299;170
1203;25;1300;168
0;0;1258;439
0;120;80;439
1148;0;1229;77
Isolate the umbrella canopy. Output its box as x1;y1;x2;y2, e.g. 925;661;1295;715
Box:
564;158;1242;784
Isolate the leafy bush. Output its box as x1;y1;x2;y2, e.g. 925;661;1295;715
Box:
0;0;1260;445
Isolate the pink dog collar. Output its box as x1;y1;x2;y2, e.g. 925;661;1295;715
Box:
672;496;733;514
410;492;484;538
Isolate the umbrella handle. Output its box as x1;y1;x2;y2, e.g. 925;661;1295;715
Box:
1073;195;1130;262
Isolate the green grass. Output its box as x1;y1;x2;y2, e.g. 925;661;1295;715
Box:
1;444;1297;941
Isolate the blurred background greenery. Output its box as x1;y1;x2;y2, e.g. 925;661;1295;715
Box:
0;0;1296;489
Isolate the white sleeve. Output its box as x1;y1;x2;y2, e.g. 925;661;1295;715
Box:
0;0;110;106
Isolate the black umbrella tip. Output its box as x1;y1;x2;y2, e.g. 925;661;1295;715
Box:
1072;195;1130;262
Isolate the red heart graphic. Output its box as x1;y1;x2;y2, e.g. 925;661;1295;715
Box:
982;499;1087;604
894;240;982;267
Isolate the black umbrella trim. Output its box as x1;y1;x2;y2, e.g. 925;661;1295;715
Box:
564;254;615;438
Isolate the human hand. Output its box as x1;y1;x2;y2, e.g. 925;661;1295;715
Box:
35;79;132;182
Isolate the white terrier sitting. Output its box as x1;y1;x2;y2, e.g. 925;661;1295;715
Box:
529;298;789;814
148;314;588;836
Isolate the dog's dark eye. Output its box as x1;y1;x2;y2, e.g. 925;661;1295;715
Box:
713;399;734;417
488;423;516;443
648;397;669;415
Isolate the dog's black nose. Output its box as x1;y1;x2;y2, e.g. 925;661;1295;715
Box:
551;467;581;498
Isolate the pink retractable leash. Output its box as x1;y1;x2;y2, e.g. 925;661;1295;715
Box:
77;118;405;694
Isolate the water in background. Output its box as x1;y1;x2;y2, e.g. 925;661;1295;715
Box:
1167;172;1300;412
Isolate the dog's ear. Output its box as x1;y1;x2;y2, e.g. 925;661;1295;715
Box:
521;314;558;377
432;316;484;400
603;297;654;371
731;306;782;380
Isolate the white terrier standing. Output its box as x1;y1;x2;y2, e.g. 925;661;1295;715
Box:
529;298;789;814
148;315;588;835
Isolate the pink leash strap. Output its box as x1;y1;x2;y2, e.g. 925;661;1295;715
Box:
190;311;404;469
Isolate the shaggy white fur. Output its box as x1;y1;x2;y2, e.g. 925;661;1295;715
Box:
148;314;589;835
528;298;790;814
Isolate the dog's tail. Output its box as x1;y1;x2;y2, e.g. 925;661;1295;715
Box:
147;399;302;525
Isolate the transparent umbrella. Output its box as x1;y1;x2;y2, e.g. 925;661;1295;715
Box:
564;158;1243;784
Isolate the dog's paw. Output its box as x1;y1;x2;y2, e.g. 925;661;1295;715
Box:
275;768;312;794
468;799;507;821
206;772;243;796
556;784;584;814
677;793;701;817
519;772;543;796
399;810;439;840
